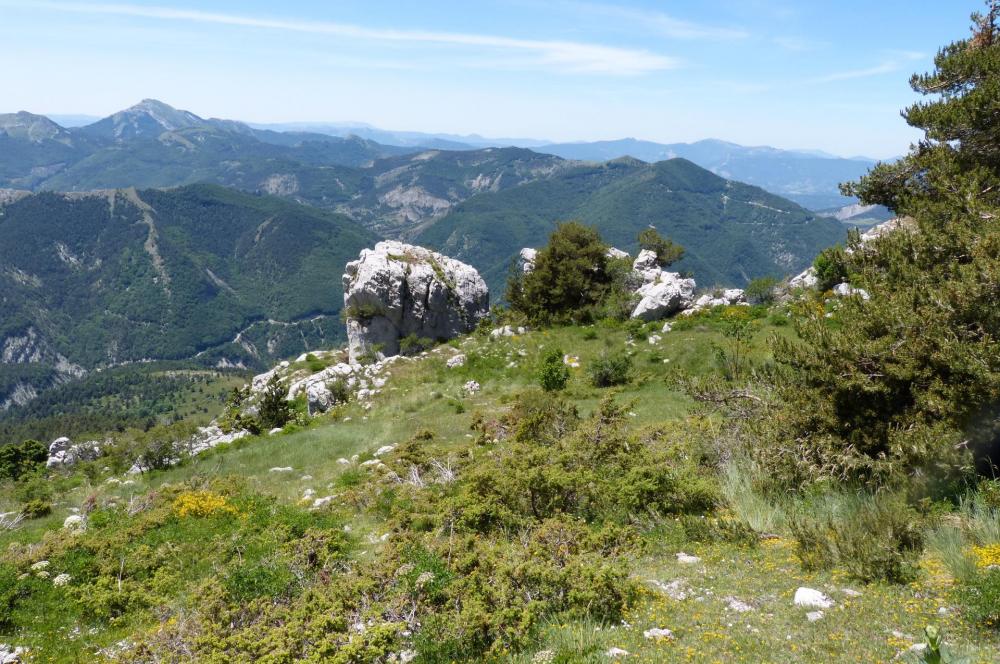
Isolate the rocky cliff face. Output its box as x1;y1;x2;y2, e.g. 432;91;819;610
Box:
343;241;489;362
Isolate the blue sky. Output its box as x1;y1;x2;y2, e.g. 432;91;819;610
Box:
0;1;979;158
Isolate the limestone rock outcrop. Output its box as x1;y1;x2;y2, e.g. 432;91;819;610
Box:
682;288;748;316
630;251;696;321
343;241;489;362
46;437;101;468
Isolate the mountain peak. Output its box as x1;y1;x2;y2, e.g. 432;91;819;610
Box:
0;111;71;143
80;99;207;141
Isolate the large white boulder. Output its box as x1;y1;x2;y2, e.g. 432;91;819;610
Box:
631;272;696;321
343;241;489;362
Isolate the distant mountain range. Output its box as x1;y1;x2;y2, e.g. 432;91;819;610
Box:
0;99;853;413
5;100;880;210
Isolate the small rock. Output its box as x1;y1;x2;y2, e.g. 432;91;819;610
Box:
464;380;481;394
676;552;701;564
269;466;293;473
806;611;824;622
726;597;753;613
649;579;688;600
269;427;283;435
62;515;85;531
794;587;834;609
643;627;674;640
374;445;396;457
446;354;466;369
841;588;862;598
605;647;629;658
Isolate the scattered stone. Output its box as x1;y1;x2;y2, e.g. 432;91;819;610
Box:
794;587;834;609
605;647;629;658
682;289;748;316
676;552;701;564
832;282;871;300
269;467;294;473
806;611;824;622
0;643;27;663
269;427;283;435
62;515;85;531
726;597;753;613
649;579;689;600
643;627;674;640
841;588;862;598
446;354;466;368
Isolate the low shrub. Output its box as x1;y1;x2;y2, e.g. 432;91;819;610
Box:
537;348;570;392
20;498;51;519
588;353;632;388
788;494;924;583
400;334;436;356
959;568;1000;629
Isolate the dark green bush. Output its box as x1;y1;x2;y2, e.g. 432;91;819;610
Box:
812;244;851;291
0;439;47;481
400;334;436;356
257;374;291;431
537;348;570;392
745;276;778;304
20;498;51;519
588;352;632;388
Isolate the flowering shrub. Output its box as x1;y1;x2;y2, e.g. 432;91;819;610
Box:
972;544;1000;568
173;491;238;518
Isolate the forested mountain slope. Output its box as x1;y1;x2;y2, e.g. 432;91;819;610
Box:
417;157;847;291
0;185;375;409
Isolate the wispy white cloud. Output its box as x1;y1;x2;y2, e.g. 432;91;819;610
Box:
19;1;680;75
570;1;749;40
813;51;924;83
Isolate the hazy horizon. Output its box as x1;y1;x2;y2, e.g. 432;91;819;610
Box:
1;1;977;159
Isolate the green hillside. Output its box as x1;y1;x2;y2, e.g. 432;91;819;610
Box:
0;185;376;408
416;157;846;291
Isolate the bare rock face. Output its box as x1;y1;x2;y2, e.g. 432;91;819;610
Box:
343;241;489;362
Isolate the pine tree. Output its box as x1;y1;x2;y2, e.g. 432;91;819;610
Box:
763;2;1000;489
